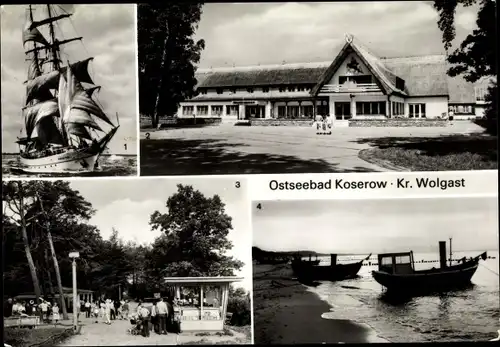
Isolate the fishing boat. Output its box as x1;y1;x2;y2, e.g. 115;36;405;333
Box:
15;5;119;174
372;240;487;295
292;253;371;282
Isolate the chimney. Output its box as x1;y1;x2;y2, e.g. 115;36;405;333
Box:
439;241;447;269
330;254;337;267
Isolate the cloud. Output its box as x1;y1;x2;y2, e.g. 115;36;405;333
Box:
253;197;498;255
1;4;137;154
89;198;164;244
196;1;481;68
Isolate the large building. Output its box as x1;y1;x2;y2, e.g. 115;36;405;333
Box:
178;34;491;124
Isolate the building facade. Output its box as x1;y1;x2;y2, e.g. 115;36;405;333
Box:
178;35;491;124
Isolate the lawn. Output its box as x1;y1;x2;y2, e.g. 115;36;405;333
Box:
357;133;498;171
4;326;74;347
179;325;252;345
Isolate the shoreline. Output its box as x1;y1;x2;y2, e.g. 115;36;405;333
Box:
253;263;390;344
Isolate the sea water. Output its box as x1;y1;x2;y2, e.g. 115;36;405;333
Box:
305;251;499;342
2;154;137;177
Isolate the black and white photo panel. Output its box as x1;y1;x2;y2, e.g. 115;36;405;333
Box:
1;4;138;177
138;1;497;176
3;177;252;345
252;196;499;344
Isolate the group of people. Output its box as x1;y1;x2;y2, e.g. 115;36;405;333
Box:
312;114;333;135
6;298;61;325
79;299;130;325
132;297;179;338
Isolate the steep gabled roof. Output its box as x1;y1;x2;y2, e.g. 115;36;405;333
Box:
310;35;407;97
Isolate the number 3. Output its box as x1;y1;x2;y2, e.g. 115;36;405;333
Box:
235;181;241;188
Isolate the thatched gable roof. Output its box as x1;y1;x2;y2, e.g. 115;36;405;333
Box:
193;37;488;101
311;36;406;96
382;55;449;96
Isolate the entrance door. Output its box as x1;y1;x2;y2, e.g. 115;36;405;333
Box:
335;102;351;120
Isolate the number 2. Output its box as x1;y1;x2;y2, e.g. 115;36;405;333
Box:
145;132;151;140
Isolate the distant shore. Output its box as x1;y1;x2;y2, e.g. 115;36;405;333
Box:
253;263;390;344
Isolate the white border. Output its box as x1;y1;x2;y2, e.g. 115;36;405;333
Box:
134;3;141;177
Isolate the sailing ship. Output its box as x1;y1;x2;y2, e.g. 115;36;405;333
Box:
16;4;119;174
292;253;371;282
372;240;487;296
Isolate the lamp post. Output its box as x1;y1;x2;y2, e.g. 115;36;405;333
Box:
69;252;80;332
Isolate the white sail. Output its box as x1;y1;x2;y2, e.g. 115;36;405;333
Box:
24;99;59;138
26;58;95;104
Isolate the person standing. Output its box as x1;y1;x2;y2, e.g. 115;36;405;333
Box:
138;303;151;337
40;300;48;323
122;300;129;320
113;299;120;320
85;300;91;318
156;297;168;335
52;303;60;326
104;299;112;325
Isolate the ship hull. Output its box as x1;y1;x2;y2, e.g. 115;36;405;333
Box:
19;148;100;174
292;260;364;282
372;260;481;296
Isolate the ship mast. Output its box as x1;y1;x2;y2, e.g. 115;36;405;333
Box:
28;5;41;75
46;5;60;72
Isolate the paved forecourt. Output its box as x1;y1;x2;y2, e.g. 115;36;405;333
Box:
140;122;484;175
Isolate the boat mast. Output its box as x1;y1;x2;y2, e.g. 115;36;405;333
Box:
449;238;453;267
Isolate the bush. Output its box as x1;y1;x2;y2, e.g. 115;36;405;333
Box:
227;295;251;326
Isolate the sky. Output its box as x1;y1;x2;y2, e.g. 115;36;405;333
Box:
253;197;498;255
69;177;252;291
195;1;480;69
1;4;137;155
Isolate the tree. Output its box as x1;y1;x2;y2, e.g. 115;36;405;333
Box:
3;181;43;302
138;3;205;127
149;184;244;279
434;0;497;132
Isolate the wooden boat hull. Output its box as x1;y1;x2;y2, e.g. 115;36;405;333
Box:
372;260;480;295
293;260;364;282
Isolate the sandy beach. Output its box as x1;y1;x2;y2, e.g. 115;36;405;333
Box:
253;263;390;344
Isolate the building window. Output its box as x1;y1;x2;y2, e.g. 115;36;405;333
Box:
196;105;208;116
297;85;306;92
277;106;286;118
247;88;254;93
230;88;237;94
449;104;474;115
356;102;386;115
339;75;372;84
216;88;223;95
226;105;238;116
475;86;488;101
288;86;296;92
182;106;194;116
199;89;207;95
279;87;286;92
391;101;404;116
409;103;426;118
211;105;223;116
302;105;314;118
262;87;269;93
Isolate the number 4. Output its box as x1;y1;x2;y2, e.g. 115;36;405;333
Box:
256;203;262;210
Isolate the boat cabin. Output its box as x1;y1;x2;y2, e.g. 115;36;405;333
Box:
164;276;243;332
377;251;415;275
